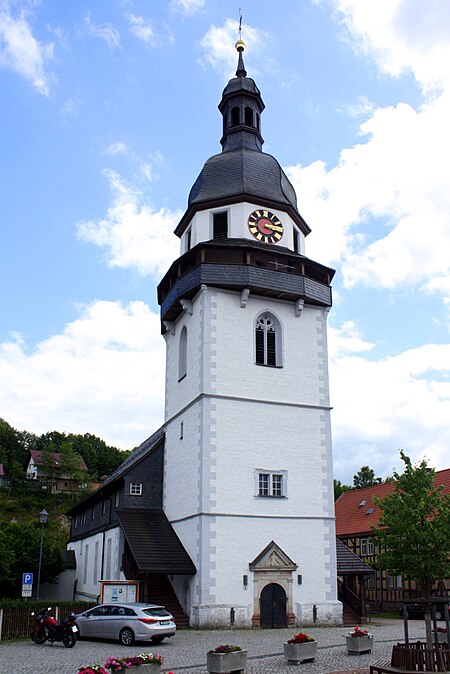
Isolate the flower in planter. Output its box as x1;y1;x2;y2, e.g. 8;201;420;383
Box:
137;653;165;664
104;653;165;670
287;632;315;644
349;625;370;637
437;627;448;633
208;645;242;653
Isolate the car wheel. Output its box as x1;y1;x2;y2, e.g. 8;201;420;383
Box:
119;627;135;646
151;636;165;644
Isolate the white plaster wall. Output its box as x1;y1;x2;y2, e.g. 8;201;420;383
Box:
164;288;205;422
180;202;306;255
212;400;332;516
176;514;338;627
212;290;329;406
163;403;203;521
68;527;124;601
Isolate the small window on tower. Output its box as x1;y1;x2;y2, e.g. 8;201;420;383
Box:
256;469;287;498
178;326;187;381
231;106;240;126
293;228;300;254
213;211;228;239
186;228;192;252
244;106;253;126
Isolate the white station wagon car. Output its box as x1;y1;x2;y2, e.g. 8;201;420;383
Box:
75;602;176;646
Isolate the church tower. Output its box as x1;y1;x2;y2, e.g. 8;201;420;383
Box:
157;40;341;628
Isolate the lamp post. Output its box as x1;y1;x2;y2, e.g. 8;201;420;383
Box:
36;509;48;600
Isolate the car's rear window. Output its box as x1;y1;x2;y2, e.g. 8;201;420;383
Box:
142;607;171;617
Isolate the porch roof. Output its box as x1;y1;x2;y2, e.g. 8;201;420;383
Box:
336;538;374;576
117;508;196;575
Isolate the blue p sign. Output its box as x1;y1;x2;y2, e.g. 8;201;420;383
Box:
23;573;33;585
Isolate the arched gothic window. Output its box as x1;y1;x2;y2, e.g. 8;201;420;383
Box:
178;326;187;380
255;313;281;367
231;106;240;126
244;106;254;126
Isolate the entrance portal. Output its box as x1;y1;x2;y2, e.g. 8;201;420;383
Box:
260;582;287;628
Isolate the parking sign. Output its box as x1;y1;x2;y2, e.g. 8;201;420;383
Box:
23;573;33;585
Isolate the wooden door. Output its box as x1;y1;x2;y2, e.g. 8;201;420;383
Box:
260;583;287;628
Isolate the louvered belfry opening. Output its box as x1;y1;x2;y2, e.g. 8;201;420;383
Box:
213;211;228;239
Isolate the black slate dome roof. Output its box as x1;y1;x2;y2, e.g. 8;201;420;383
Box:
188;148;298;210
175;40;310;237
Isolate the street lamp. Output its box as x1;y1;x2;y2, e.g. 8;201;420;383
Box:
36;509;48;600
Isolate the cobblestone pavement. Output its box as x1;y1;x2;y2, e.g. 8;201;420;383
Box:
0;620;426;674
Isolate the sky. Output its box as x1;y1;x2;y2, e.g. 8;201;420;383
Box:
1;0;450;484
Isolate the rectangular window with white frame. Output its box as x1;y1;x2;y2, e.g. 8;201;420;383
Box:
255;469;287;498
388;574;402;589
129;482;143;496
360;538;374;556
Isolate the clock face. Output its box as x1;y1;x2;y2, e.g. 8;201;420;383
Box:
248;209;284;244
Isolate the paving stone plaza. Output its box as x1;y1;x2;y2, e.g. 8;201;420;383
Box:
0;619;426;674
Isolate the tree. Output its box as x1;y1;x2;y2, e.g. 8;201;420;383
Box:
0;418;29;495
334;479;351;501
373;451;450;647
0;520;64;597
353;465;382;489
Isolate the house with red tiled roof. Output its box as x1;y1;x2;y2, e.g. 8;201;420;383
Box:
26;449;90;495
335;468;450;611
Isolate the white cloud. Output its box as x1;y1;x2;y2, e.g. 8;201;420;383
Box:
346;95;375;118
329;325;450;481
285;1;450;306
125;14;157;45
0;301;166;449
77;169;180;277
106;141;128;155
287;93;450;294
0;5;54;95
330;0;450;92
170;0;205;16
199;19;267;79
85;11;120;49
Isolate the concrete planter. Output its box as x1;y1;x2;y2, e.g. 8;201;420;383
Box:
284;640;318;664
346;634;373;654
124;665;161;673
206;649;247;673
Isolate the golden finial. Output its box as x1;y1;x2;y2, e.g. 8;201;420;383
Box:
235;9;246;52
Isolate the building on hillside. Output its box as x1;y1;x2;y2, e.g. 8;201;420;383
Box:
26;449;91;494
0;463;8;488
67;39;341;628
335;469;450;611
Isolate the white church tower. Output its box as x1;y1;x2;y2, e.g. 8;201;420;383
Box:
158;40;341;628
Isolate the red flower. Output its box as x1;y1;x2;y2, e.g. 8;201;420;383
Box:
287;632;315;643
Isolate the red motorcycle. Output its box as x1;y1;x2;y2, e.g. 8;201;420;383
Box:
31;607;78;648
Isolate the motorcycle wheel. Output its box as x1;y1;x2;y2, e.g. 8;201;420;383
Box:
61;629;76;648
31;629;46;644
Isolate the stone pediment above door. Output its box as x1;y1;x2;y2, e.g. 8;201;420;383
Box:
249;540;298;572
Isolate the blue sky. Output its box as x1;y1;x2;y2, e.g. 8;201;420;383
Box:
1;0;450;483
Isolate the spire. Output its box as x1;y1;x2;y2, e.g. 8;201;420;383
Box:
235;11;247;78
